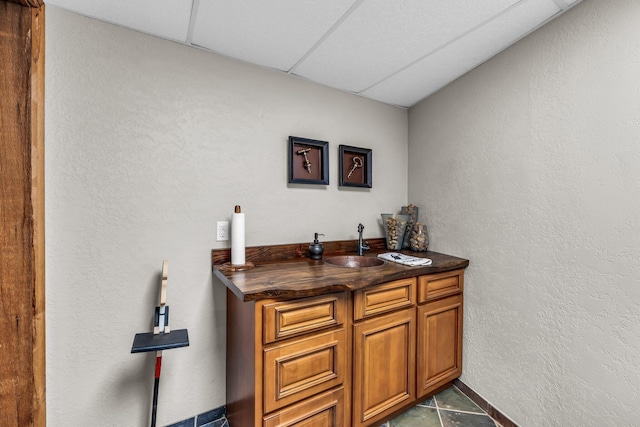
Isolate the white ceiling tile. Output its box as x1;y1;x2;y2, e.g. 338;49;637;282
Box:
46;0;193;42
292;0;520;93
361;0;562;107
47;0;580;108
191;0;358;71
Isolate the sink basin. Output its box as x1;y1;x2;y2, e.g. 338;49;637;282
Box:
323;255;384;268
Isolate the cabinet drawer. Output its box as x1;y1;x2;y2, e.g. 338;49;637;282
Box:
264;330;346;413
354;278;416;320
263;293;346;344
418;269;464;303
263;387;345;427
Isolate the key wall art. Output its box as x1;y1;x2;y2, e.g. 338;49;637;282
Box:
339;145;372;188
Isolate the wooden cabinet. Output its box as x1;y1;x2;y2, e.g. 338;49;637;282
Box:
352;307;415;427
225;268;464;427
416;269;464;399
351;278;416;426
226;290;348;427
417;294;463;398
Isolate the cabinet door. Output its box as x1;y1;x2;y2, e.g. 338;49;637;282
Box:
417;294;463;398
352;308;416;427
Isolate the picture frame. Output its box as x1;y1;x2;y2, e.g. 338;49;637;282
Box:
288;136;329;185
339;145;372;188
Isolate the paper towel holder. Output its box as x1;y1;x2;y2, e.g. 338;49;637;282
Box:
221;205;255;271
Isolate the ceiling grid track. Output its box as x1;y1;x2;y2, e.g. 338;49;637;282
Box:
287;0;365;75
358;0;537;95
552;0;572;10
185;0;200;45
44;0;583;107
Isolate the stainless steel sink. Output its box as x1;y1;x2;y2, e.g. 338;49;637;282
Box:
323;255;384;268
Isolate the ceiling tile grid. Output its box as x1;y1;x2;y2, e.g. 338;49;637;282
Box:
291;0;521;94
361;0;563;106
45;0;583;107
46;0;193;42
191;0;359;71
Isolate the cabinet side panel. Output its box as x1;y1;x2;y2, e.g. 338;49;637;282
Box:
227;288;258;427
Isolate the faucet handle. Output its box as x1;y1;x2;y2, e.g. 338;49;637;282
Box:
357;223;364;233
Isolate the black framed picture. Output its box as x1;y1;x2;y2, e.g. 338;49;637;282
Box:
288;136;329;185
339;145;372;188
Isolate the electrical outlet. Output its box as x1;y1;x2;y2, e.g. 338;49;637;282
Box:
216;221;229;241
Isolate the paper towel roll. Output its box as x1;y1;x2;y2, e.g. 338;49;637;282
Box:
231;206;245;266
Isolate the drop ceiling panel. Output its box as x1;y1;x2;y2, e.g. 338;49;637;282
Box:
361;0;562;107
46;0;193;42
191;0;358;71
292;0;520;93
46;0;582;108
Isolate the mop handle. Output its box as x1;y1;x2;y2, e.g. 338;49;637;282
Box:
151;351;162;427
151;260;169;427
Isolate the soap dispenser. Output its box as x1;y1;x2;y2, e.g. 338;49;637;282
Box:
308;233;325;260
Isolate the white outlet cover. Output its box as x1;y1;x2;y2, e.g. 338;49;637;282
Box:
216;221;229;241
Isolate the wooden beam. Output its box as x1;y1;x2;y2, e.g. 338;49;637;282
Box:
0;1;46;426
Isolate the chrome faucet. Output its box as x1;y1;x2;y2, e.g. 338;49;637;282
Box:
357;223;370;256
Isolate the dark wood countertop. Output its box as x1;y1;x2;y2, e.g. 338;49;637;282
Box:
212;240;469;302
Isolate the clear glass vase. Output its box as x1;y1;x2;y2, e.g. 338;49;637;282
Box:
409;222;429;252
381;214;410;250
400;204;419;249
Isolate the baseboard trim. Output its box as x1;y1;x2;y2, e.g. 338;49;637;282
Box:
453;379;519;427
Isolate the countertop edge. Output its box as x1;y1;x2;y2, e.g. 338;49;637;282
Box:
214;250;469;302
212;268;246;301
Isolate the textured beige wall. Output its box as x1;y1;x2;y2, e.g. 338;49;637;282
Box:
44;7;407;426
409;0;640;425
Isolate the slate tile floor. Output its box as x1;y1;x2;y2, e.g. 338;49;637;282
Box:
379;386;499;427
